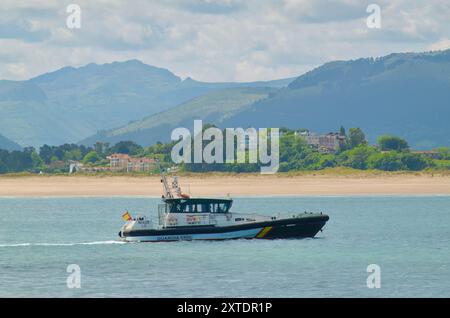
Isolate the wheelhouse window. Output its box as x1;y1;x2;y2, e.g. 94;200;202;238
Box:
217;203;229;213
167;200;231;213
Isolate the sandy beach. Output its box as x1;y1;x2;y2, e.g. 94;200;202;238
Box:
0;173;449;197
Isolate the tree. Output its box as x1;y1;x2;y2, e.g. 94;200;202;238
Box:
338;144;375;170
401;153;429;171
82;151;100;164
5;150;33;172
0;150;9;173
377;135;409;151
434;147;450;160
279;127;295;135
368;152;405;171
348;128;366;149
39;144;93;164
93;142;109;157
110;141;142;155
339;126;346;137
318;154;336;169
39;144;54;164
302;152;321;169
31;149;44;169
63;149;82;161
279;133;311;168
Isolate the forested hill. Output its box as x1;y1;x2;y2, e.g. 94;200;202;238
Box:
0;133;21;151
223;49;450;149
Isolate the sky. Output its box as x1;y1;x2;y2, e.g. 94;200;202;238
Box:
1;0;449;82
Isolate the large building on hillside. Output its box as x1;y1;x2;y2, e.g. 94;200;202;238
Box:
299;131;346;154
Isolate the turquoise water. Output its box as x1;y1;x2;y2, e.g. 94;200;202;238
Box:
0;196;449;297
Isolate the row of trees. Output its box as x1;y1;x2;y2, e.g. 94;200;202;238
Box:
1;127;449;174
0;141;145;173
184;127;450;172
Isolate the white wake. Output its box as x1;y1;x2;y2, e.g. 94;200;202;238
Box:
0;240;127;247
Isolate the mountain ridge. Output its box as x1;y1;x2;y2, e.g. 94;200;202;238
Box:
0;133;22;151
0;60;295;148
221;49;450;148
82;49;450;149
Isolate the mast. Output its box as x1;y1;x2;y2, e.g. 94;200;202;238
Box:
157;160;188;199
158;160;173;199
157;160;191;228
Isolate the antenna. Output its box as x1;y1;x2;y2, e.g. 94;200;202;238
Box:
172;176;182;197
158;159;173;199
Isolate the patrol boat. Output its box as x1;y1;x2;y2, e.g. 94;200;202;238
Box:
118;171;329;242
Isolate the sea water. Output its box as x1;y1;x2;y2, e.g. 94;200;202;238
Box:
0;196;449;297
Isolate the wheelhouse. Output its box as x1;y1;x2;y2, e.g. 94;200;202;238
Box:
161;198;233;214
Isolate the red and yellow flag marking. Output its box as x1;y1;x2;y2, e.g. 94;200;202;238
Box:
122;211;132;222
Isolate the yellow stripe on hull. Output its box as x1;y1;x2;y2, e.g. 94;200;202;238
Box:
256;226;273;238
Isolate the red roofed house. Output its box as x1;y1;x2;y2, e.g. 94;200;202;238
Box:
107;153;156;172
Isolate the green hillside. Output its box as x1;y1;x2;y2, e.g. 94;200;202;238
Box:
81;87;276;146
223;49;450;148
0;60;293;148
0;133;21;151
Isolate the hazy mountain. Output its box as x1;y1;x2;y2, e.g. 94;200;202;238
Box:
82;50;450;149
0;60;294;148
81;87;276;146
0;133;22;151
223;49;450;148
4;50;450;149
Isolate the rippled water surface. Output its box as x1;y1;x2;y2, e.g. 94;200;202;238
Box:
0;196;449;297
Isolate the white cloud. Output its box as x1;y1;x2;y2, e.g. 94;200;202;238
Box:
0;0;60;10
0;0;449;82
429;38;450;51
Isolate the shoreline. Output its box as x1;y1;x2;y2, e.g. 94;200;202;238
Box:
0;174;449;197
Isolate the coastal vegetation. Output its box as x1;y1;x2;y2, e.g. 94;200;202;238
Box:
0;127;449;175
183;127;449;173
